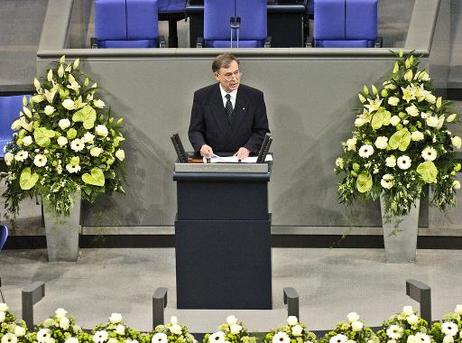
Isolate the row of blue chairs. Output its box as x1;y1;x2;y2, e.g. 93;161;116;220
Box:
94;0;378;49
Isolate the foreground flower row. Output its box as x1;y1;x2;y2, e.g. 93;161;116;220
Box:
1;303;462;343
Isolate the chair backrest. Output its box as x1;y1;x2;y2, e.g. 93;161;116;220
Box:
0;95;25;158
157;0;185;13
95;0;159;48
204;0;267;47
0;225;8;251
313;0;377;48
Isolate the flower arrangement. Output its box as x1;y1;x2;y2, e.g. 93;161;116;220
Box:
142;316;196;343
319;312;378;343
203;316;256;343
92;313;140;343
377;306;430;343
0;56;126;216
335;51;461;217
264;316;317;343
26;308;90;343
0;303;28;343
430;305;462;343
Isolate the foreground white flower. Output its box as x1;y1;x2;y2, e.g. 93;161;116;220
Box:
209;331;225;343
151;333;168;343
170;316;178;325
93;99;105;108
381;174;395;189
115;149;125;161
287;316;298;326
37;329;52;343
397;155;411;170
58;118;71;130
93;330;108;343
115;324;125;335
34;154;48;167
386;155;397;168
272;332;290;343
452;136;461;149
62;99;75;110
291;324;303;336
59;316;70;330
90;147;103;157
57;136;68;146
443;336;454;343
411;131;424;141
346;138;357;151
15;151;29;162
407;314;419;325
66;164;81;174
44;105;55;116
351;321;364;332
406;105;420;117
11;119;22;131
412;333;430;343
388;97;400;106
96;125;108;137
335;157;344;169
358;145;374;158
4;152;14;166
22;136;33;146
453;181;461;190
0;311;4;323
374;136;388;149
82;132;95;144
1;333;17;343
386;325;403;339
70;139;85;152
169;324;182;335
230;323;242;335
14;326;25;337
421;147;437;161
347;312;360;322
390;116;400;126
441;322;458;336
330;334;348;343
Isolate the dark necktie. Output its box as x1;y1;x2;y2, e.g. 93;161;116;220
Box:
225;94;233;119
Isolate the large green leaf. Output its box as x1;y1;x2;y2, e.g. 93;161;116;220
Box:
19;167;39;190
33;127;55;147
356;172;373;193
82;167;105;187
72;105;96;129
417;161;438;183
389;128;411;151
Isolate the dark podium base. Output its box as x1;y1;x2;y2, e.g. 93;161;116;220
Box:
175;217;272;309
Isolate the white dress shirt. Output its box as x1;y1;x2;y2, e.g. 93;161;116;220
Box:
219;85;237;110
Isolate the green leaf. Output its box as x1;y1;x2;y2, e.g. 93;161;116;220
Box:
19;167;39;190
356;172;373;193
417;161;438;183
371;109;391;130
82;168;105;187
72;105;97;129
389;128;411;151
33;127;55;147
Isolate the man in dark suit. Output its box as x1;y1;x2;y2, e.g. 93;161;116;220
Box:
188;53;270;160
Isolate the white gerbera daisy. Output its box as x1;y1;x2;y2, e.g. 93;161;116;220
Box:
151;333;168;343
209;331;225;343
330;334;348;343
66;164;81;174
421;147;437;161
272;332;290;343
34;154;47;167
414;333;430;343
442;322;459;337
70;139;85;152
93;330;108;343
37;329;51;343
397;155;411;170
1;333;17;343
381;174;395;189
15;150;29;162
358;144;374;158
386;325;403;339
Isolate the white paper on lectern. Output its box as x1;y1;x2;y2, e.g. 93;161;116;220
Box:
207;154;273;163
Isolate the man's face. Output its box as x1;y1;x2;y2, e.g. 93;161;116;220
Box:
215;60;241;93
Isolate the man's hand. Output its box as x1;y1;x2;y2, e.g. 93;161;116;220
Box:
234;147;250;161
200;144;214;158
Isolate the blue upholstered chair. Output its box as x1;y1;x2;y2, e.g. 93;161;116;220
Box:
94;0;164;48
0;225;8;302
0;95;24;159
199;0;270;48
313;0;378;48
158;0;186;47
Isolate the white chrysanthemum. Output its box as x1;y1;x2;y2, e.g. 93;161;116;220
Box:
44;105;55;116
381;174;395;189
443;336;454;343
169;324;182;335
59;316;70;330
95;125;109;137
386;155;397;168
291;324;303;336
330;334;348;343
351;321;364;332
407;314;419;325
70;139;85;152
335;157;344;169
390;116;400;126
115;149;125;161
15;150;28;162
209;331;225;343
442;322;459;337
453;181;461;190
82;132;95;144
34;154;47;167
37;329;52;343
347;312;360;322
170;316;178;325
22;135;33;146
358;144;374;158
64;338;79;343
93;99;105;108
90;147;103;157
114;324;125;335
93;330;108;343
406;105;420;117
62;99;75;110
411;131;424;141
14;326;25;337
388;97;400;106
4;152;14;166
346;138;357;151
230;323;242;335
287;316;298;326
57;136;68;146
66;164;81;174
272;332;290;343
374;136;388;149
1;333;17;343
386;325;403;339
397;156;411;170
452;136;461;149
151;333;168;343
58;119;71;130
421;147;437;161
